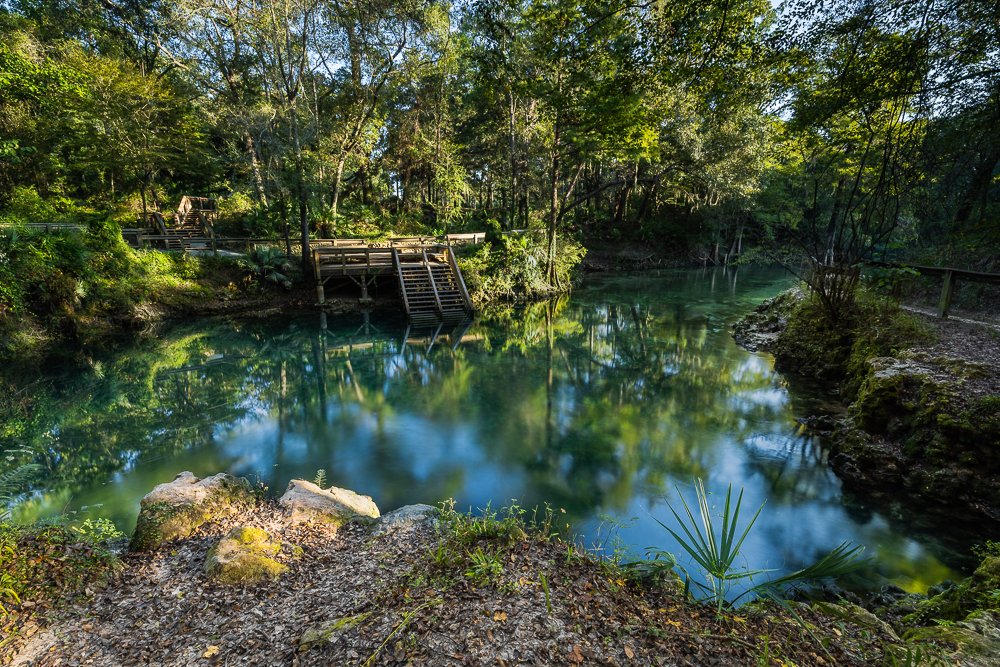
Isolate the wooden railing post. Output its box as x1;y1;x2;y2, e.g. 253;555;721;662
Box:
314;249;326;304
938;270;956;318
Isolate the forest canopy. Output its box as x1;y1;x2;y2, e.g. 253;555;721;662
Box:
0;0;997;273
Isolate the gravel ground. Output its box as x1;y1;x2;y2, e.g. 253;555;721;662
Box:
6;501;892;667
904;308;1000;405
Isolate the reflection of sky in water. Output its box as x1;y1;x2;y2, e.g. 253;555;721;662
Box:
11;267;961;594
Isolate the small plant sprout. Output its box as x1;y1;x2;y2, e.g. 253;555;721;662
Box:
647;479;868;613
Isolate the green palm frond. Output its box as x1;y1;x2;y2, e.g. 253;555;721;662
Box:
648;478;867;613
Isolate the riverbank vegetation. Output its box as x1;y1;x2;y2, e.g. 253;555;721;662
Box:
735;287;1000;548
2;0;997;278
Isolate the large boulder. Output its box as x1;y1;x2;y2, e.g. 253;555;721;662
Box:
278;479;380;527
205;526;288;585
131;472;255;551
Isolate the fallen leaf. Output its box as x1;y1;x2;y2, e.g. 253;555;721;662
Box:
624;645;635;659
202;645;219;659
493;611;507;622
569;645;584;664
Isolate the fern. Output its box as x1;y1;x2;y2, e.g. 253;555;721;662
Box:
312;469;327;488
0;449;41;521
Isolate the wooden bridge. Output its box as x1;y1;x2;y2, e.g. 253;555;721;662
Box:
313;241;474;323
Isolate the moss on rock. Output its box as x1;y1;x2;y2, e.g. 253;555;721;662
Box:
905;557;1000;626
903;611;1000;667
130;472;256;551
204;526;288;585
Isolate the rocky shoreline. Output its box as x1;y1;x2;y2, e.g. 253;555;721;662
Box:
0;472;917;666
733;289;1000;542
6;471;1000;665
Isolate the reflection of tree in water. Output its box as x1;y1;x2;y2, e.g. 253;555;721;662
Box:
8;286;789;524
470;297;789;517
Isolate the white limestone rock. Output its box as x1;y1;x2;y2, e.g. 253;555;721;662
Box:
278;479;380;526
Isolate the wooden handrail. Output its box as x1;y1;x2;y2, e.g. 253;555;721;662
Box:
393;249;413;318
446;246;475;314
422;248;445;317
866;261;1000;318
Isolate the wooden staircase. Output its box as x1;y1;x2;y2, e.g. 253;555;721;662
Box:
395;247;473;323
139;196;216;250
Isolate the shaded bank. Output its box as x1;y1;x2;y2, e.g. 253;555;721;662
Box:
734;289;1000;558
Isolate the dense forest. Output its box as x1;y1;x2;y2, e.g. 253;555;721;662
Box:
1;0;997;282
5;3;1000;663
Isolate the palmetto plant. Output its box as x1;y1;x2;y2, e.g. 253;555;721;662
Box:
241;246;292;289
647;479;867;613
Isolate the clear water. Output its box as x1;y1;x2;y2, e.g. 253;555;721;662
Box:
9;268;958;592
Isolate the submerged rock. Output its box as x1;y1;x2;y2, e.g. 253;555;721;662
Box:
278;479;380;526
204;526;288;585
130;472;255;551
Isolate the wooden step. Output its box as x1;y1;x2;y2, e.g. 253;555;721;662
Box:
394;247;473;323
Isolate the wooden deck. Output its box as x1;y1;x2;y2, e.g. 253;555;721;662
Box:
313;243;474;323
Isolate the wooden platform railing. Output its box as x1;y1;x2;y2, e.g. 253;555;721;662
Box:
312;243;474;322
126;231;486;254
869;262;1000;318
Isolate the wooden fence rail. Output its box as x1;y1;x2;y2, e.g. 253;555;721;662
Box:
869;262;1000;318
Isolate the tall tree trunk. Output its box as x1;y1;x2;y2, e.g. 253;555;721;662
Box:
547;125;561;287
331;155;347;233
245;132;268;207
954;143;1000;233
291;109;309;275
825;176;847;265
508;91;517;231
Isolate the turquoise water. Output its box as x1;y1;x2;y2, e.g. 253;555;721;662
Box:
8;268;957;591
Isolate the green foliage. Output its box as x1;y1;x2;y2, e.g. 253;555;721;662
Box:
240;246;293;289
463;546;504;586
645;479;867;612
458;235;585;303
70;518;125;548
972;541;1000;560
0;521;121;619
0;210;252;357
0;450;41;522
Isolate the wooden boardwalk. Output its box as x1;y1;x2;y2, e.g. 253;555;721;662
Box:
313;242;474;323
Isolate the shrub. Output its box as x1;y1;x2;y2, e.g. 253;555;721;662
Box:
457;233;585;304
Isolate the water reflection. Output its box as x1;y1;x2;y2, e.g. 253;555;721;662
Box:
6;268;958;591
